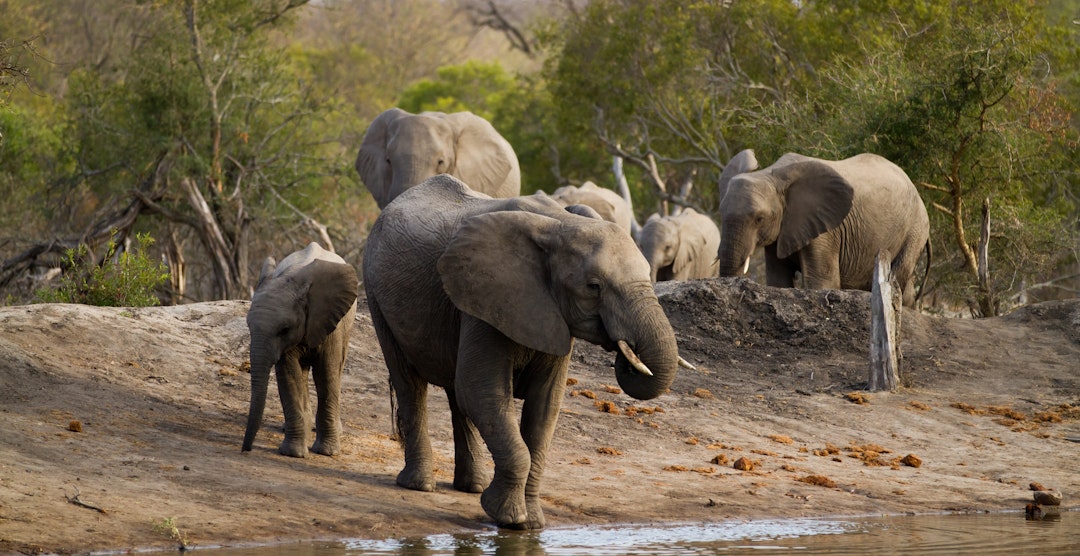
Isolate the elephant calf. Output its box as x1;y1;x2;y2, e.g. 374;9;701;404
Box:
242;242;359;458
637;208;722;282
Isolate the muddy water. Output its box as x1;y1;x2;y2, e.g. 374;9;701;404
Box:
191;512;1077;555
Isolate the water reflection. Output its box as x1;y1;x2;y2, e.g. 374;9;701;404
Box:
194;512;1078;556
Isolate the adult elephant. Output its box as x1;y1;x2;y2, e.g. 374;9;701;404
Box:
363;175;680;530
355;108;521;209
716;150;930;306
637;208;721;282
550;181;634;236
242;243;359;458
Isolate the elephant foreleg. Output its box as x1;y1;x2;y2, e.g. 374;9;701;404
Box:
764;244;800;288
457;317;530;528
516;354;570;530
796;240;842;291
445;386;487;493
275;353;311;458
310;331;349;457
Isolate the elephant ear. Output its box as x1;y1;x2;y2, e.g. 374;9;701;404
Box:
356;108;407;208
564;204;603;220
775;161;855;260
444;112;513;193
437;211;572;356
302;260;359;348
672;211;705;276
718;149;759;202
255;257;277;291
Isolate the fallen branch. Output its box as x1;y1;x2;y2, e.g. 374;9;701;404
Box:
65;487;108;514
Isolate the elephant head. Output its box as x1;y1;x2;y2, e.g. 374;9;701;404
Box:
717;153;854;278
549;181;634;236
242;244;358;453
355;108;521;208
436;206;679;401
637;208;721;282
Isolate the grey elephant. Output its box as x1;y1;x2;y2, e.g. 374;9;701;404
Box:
637;208;721;282
355;107;521;209
363;175;680;530
242;242;359;458
716;150;930;306
550;181;634;235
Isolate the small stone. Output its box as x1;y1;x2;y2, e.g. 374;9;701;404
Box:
900;454;922;468
68;420;83;433
1033;490;1062;506
733;457;757;471
1029;482;1046;491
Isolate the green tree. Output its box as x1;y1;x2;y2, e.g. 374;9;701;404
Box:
5;0;352;302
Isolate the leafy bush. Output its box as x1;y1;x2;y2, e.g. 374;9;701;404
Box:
35;233;169;307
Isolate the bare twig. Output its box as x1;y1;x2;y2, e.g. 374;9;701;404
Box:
65;487;108;514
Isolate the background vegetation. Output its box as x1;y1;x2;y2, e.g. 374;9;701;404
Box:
1;0;1077;316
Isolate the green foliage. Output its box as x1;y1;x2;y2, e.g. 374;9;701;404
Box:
35;233;169;307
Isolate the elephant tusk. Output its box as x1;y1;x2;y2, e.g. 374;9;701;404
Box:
617;340;653;376
742;256;751;275
678;356;697;371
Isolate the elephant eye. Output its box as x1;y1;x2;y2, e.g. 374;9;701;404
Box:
586;282;601;295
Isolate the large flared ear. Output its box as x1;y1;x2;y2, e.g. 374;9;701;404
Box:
775;161;854;259
718;149;759;202
672;213;706;276
444;112;513;193
356;108;408;208
255;257;276;291
302;260;359;349
437;211;572;356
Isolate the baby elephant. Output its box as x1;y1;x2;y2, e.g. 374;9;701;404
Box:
242;242;359;458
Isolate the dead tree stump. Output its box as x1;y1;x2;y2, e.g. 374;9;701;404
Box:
869;249;902;391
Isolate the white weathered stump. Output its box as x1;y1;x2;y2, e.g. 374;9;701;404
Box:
869;249;902;391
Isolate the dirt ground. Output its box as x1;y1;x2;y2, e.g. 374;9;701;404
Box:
1;277;1077;554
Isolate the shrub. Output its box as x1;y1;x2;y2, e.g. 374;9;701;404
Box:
35;233;169;307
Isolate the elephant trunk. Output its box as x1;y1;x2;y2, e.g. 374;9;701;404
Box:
242;338;274;452
390;156;436;202
611;286;679;400
717;226;752;277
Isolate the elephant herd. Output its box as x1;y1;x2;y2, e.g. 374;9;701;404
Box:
240;108;932;530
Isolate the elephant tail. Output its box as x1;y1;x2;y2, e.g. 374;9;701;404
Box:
914;239;932;305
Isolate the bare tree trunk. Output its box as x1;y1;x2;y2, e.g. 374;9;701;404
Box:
976;197;996;317
869;249;901;392
165;228;187;304
180;177;238;298
612;155;642;241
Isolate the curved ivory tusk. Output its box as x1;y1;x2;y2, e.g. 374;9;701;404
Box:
617;340;653;376
678;356;697;371
742;256;751;275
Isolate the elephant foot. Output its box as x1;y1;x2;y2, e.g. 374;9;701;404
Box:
310;437;340;457
277;441;308;458
453;475;486;494
525;495;546;530
396;465;435;492
481;484;528;528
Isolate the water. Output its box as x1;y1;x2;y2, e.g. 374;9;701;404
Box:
176;512;1078;555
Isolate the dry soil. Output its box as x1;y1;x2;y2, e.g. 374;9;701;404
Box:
1;277;1078;554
